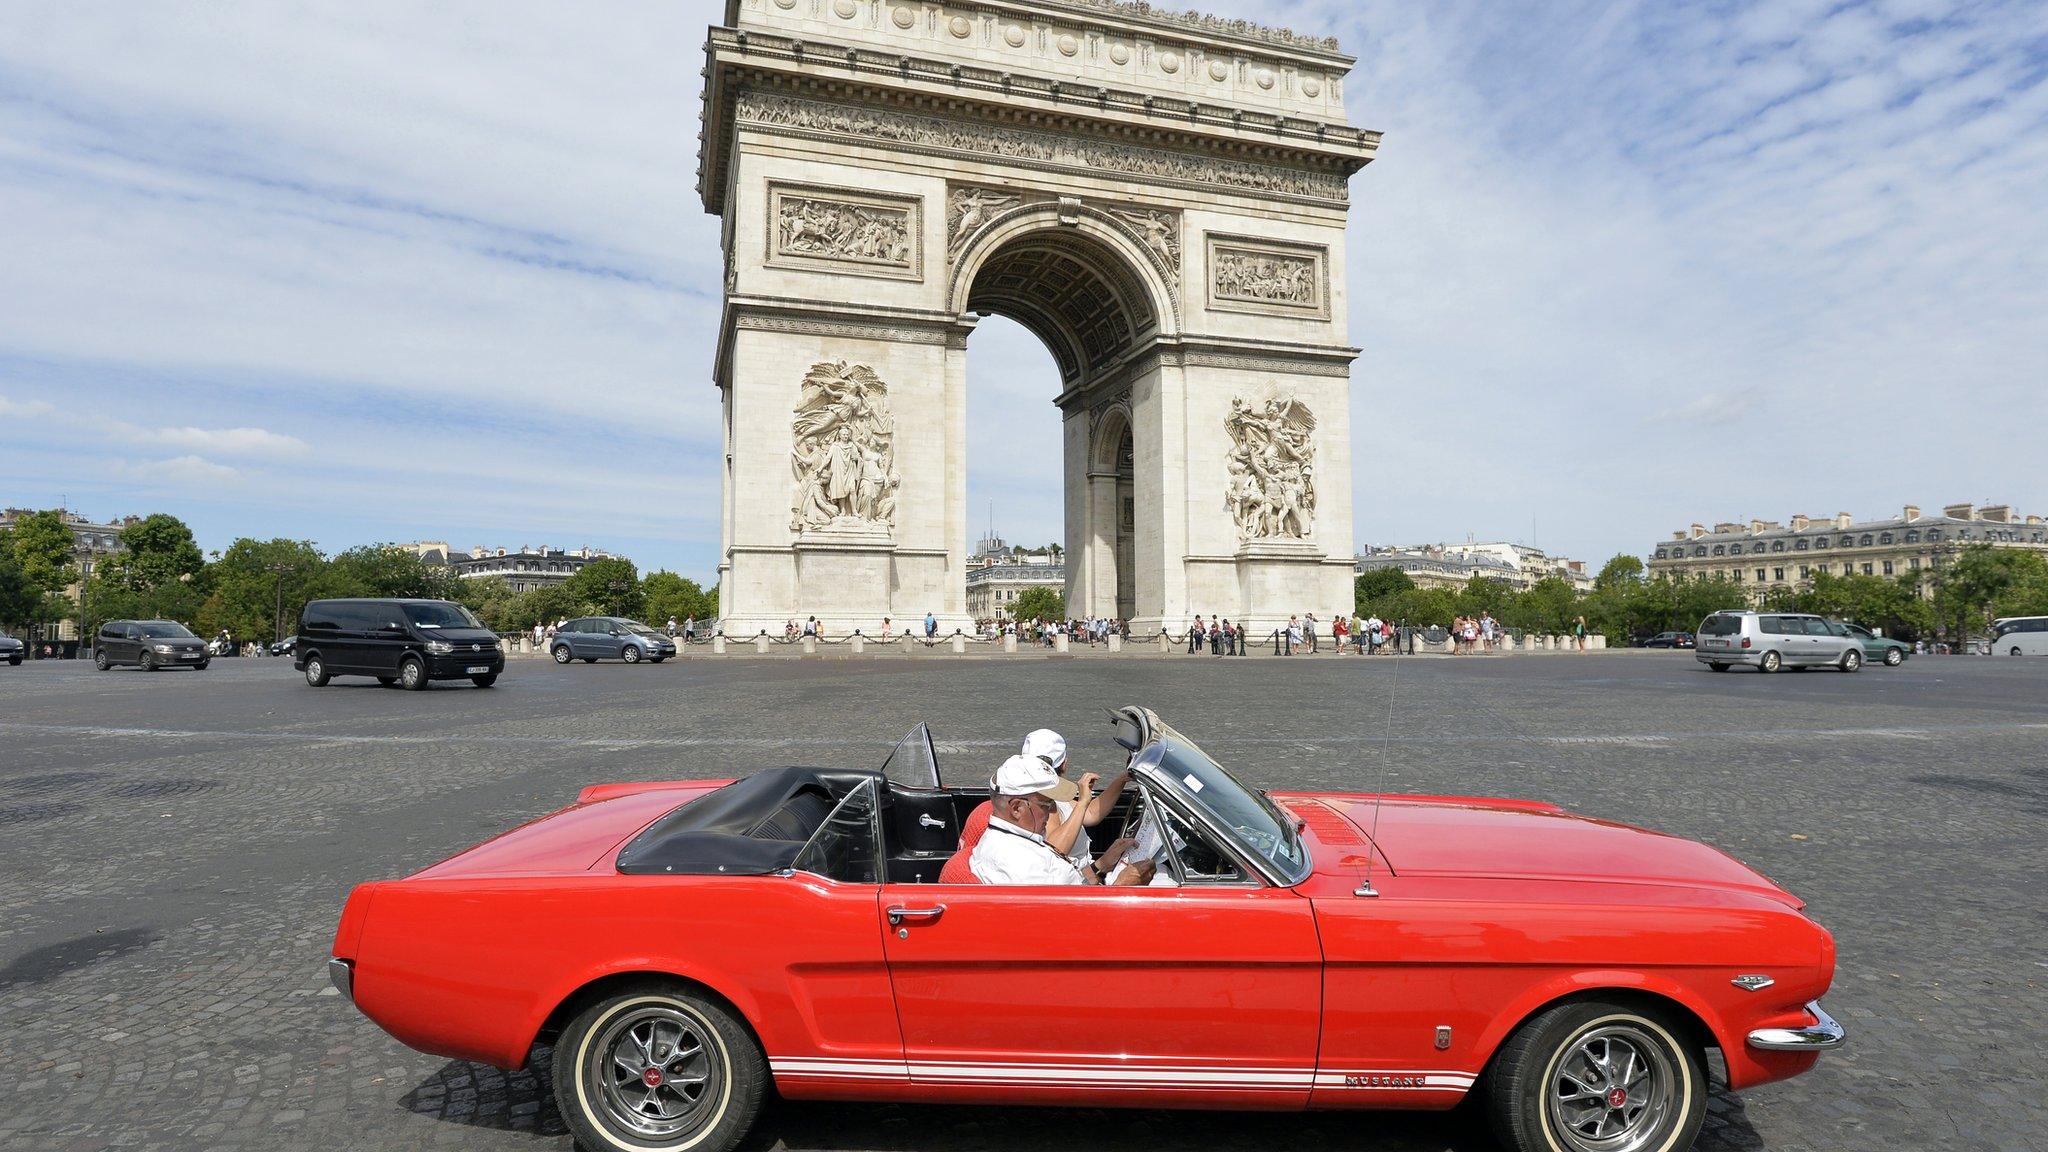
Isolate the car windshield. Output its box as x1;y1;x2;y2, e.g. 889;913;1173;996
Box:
402;603;484;630
140;623;197;638
791;777;882;884
628;624;663;637
1697;614;1742;636
1140;723;1308;884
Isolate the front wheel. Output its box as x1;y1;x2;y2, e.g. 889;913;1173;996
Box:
553;645;573;664
471;674;497;688
623;645;642;664
95;649;110;671
193;660;209;671
1839;649;1862;673
140;651;157;672
304;657;330;687
1884;648;1903;666
1708;663;1729;673
2014;647;2025;657
553;982;766;1152
398;656;427;691
1758;650;1781;673
1484;999;1706;1152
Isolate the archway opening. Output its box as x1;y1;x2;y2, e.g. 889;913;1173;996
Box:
964;313;1065;627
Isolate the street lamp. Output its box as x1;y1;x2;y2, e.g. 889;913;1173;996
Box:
267;561;299;645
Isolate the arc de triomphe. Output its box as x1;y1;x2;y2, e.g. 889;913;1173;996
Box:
701;0;1377;635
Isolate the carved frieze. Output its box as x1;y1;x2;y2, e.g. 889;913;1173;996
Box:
1206;233;1327;317
947;185;1021;256
1224;393;1316;541
767;183;922;281
790;361;902;533
737;93;1348;203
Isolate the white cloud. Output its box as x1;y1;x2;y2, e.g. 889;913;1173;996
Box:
117;424;309;457
122;456;242;486
0;395;56;418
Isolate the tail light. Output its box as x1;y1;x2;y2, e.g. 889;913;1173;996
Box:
1741;637;1752;649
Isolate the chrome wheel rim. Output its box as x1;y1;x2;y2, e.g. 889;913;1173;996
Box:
1844;652;1860;670
624;646;640;663
1545;1023;1677;1152
402;661;422;688
586;1005;721;1141
555;646;570;663
1761;652;1779;671
1886;650;1901;665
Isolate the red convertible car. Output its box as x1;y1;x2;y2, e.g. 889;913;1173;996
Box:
330;707;1842;1152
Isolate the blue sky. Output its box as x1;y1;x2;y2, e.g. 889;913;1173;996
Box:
3;0;2043;582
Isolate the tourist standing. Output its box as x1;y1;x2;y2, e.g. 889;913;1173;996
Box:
1574;615;1588;651
1188;615;1204;654
924;611;937;639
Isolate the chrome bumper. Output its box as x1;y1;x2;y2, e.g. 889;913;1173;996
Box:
327;957;354;1003
1747;1001;1844;1051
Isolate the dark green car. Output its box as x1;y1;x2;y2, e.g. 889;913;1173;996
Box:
1830;621;1910;666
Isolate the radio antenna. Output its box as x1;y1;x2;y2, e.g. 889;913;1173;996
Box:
1355;615;1401;897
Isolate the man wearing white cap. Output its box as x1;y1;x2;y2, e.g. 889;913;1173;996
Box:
1021;727;1130;877
971;755;1145;885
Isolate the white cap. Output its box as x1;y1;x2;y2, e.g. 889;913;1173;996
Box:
992;753;1080;801
1020;728;1067;772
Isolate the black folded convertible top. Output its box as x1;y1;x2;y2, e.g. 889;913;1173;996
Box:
615;766;877;875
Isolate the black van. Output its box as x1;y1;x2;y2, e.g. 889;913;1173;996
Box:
295;599;504;690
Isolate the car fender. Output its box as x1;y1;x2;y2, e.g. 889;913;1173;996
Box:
1466;967;1736;1069
522;953;770;1061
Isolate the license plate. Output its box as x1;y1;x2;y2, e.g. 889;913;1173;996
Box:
465;665;491;674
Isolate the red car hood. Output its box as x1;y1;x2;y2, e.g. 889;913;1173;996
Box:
410;781;727;879
1295;794;1799;907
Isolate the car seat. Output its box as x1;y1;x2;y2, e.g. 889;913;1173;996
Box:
939;848;980;883
957;800;992;852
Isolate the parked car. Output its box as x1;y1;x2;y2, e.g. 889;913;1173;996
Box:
0;634;22;665
331;707;1843;1152
1988;616;2048;657
1639;631;1695;649
269;636;298;657
1695;611;1863;673
295;598;504;690
550;616;677;665
94;620;209;671
1830;621;1909;667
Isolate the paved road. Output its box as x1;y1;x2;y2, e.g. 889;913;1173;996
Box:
1;653;2042;1152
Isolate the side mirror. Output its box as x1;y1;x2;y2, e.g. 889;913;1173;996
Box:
382;621;408;633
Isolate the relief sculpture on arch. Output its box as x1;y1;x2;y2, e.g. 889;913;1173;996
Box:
790;360;900;534
1225;394;1317;541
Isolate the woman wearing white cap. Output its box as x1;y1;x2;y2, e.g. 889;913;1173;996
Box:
1021;727;1131;881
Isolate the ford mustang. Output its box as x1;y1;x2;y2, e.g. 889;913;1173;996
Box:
329;707;1843;1152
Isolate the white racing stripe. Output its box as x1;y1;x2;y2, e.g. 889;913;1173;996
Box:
770;1057;1474;1092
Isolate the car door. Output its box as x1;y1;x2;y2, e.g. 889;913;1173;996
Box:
600;620;628;659
361;603;409;675
879;783;1321;1109
1805;618;1847;662
561;619;590;658
121;624;145;664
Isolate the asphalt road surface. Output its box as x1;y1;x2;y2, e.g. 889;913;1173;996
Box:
1;651;2043;1152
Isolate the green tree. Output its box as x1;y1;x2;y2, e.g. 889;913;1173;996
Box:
0;542;39;626
1453;575;1514;621
517;583;585;630
642;571;717;627
328;544;460;600
1932;545;2048;639
118;513;205;587
196;538;335;641
1593;553;1645;592
1354;566;1414;613
1499;576;1579;634
6;509;77;595
562;557;644;618
1009;585;1065;622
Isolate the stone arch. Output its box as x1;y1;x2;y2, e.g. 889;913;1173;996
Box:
949;201;1180;386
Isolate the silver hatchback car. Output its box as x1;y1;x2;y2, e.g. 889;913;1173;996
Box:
1695;610;1864;673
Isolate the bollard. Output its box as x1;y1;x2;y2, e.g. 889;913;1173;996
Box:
1590;635;1606;650
949;633;965;654
1003;634;1017;654
802;635;817;655
713;635;726;654
1107;634;1121;653
850;635;864;655
754;634;770;655
1157;633;1171;654
1053;633;1069;653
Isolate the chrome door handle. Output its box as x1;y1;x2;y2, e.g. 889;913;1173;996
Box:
918;814;945;829
887;905;946;926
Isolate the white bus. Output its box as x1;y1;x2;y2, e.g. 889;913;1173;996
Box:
1988;616;2048;656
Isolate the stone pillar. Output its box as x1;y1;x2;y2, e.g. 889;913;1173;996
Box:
1054;632;1070;653
713;635;727;655
754;634;770;655
1002;634;1017;654
1107;634;1121;653
850;635;865;655
1590;635;1606;650
802;635;817;655
949;633;966;654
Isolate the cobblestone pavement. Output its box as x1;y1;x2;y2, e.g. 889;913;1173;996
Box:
1;652;2042;1152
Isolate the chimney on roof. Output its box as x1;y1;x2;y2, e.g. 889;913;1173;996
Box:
1943;503;1974;521
1790;514;1810;531
1689;523;1706;539
1901;505;1919;522
1835;512;1853;530
1671;530;1687;541
1980;504;2011;523
2027;515;2043;526
1714;522;1740;534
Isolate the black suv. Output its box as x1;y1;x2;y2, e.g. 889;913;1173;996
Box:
96;620;209;671
295;599;503;690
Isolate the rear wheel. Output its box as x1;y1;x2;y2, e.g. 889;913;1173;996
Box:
583;657;597;664
1839;649;1862;673
553;982;766;1152
398;656;427;691
304;657;330;687
623;646;642;664
1484;998;1706;1152
1884;648;1903;666
94;649;110;671
1758;650;1781;673
2014;646;2025;657
471;674;497;688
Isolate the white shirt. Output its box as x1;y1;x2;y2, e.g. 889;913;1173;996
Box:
970;815;1083;886
1049;800;1094;874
